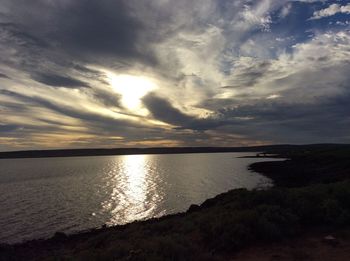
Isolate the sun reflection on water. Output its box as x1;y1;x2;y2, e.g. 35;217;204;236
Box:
102;155;160;226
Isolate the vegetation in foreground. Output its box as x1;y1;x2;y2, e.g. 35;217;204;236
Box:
1;144;350;260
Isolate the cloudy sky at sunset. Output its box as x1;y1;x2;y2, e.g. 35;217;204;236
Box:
0;0;349;151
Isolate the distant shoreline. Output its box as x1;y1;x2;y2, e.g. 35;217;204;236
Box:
0;146;279;159
0;143;346;159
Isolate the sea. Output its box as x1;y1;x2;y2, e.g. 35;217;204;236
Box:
0;152;281;243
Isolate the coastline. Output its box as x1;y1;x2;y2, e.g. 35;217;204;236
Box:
1;145;350;260
0;146;282;159
0;144;346;159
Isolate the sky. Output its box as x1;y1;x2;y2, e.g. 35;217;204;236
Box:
0;0;349;151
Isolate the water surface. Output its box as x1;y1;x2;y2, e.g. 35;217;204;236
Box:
0;152;279;243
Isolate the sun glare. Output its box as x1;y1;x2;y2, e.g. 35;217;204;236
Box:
108;73;156;111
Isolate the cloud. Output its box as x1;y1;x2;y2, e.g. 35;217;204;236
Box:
142;93;195;126
0;89;139;131
0;22;48;48
297;0;326;2
0;0;157;95
215;92;350;143
1;88;187;150
223;60;271;88
92;88;121;108
0;124;20;133
31;73;90;88
279;3;292;18
1;0;152;61
0;72;9;79
0;0;350;149
237;2;273;32
219;31;350;101
310;3;350;20
195;29;350;143
142;93;229;131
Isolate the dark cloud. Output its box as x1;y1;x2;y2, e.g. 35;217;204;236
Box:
49;0;148;61
0;124;20;133
142;93;194;126
92;89;121;108
0;22;45;72
142;93;229;131
0;22;48;49
0;72;10;79
2;0;155;64
31;73;90;88
72;64;107;82
215;94;350;143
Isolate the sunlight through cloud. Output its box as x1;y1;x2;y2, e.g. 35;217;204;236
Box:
107;73;157;111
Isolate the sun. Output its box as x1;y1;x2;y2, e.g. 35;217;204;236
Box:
107;73;156;111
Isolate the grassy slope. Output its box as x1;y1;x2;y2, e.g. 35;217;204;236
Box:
1;145;350;260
